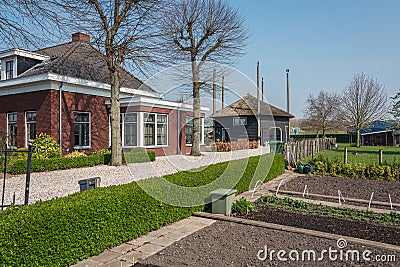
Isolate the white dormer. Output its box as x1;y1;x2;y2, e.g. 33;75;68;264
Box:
0;49;49;80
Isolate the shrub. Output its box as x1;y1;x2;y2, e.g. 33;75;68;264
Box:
31;133;60;159
123;148;155;163
213;140;259;152
65;151;87;158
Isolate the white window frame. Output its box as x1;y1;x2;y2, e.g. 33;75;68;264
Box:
5;60;14;80
74;111;91;149
25;111;36;147
185;116;205;146
143;113;169;147
233;117;247;126
7;112;17;149
122;113;139;148
269;127;283;142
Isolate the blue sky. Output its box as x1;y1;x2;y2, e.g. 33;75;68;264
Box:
224;0;400;118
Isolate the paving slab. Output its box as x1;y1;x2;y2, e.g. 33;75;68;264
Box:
117;250;151;262
90;250;121;263
109;243;136;254
125;235;155;247
136;243;165;255
149;236;176;247
97;259;133;267
70;258;102;267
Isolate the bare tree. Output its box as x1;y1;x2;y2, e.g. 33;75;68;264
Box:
159;0;248;156
304;90;342;137
19;0;163;165
342;73;387;147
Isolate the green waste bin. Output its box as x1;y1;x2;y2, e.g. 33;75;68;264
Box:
210;188;237;216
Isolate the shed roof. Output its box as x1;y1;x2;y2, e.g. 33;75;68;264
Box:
210;93;294;118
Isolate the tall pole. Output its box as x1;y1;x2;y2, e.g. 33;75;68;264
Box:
261;77;264;102
213;69;216;114
221;75;225;108
286;69;290;142
59;82;63;156
257;62;261;144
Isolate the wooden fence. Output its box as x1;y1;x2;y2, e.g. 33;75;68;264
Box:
284;138;336;163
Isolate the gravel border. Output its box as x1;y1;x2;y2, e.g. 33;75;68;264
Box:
0;148;270;206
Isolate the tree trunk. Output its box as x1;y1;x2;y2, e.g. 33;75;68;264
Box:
107;44;123;166
356;129;361;147
191;64;201;156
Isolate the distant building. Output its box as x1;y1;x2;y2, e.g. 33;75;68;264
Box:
0;32;207;156
351;121;400;146
210;93;294;144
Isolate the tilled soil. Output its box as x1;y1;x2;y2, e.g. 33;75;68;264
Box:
138;221;399;267
242;205;400;246
282;175;400;206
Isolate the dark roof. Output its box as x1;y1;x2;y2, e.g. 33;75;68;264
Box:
19;41;154;93
210;93;294;118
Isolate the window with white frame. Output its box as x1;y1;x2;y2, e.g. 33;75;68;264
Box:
6;61;13;80
269;127;282;142
233;117;247;126
7;113;17;149
124;113;138;146
74;111;90;148
185;116;204;145
144;113;168;146
25;111;36;145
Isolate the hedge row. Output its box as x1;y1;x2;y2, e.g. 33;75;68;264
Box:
290;133;356;143
4;149;156;174
313;160;400;181
0;154;285;266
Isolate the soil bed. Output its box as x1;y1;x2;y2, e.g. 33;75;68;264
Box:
138;220;399;267
239;205;400;246
282;175;400;209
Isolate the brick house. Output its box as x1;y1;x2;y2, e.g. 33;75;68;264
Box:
0;33;207;156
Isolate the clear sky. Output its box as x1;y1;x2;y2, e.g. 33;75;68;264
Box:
224;0;400;119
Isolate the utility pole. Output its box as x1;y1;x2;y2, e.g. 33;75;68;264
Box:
213;69;216;114
286;69;290;142
221;75;225;108
261;77;264;102
257;62;261;144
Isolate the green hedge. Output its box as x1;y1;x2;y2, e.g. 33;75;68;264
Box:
313;159;400;181
290;133;355;143
4;149;156;174
0;154;285;266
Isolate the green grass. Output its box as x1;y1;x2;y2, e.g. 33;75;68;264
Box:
0;154;285;267
311;143;400;165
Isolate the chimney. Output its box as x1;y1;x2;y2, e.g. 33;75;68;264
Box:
72;32;90;43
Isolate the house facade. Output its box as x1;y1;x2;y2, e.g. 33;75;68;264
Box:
210;93;294;144
0;33;207;156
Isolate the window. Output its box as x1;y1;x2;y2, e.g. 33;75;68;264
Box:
157;114;167;146
6;61;13;80
124;113;137;146
25;111;36;145
144;113;168;146
7;113;17;149
144;114;155;146
74;111;90;148
233;117;247;126
269;127;282;142
185;116;204;145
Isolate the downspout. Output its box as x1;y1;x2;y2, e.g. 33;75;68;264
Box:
177;107;181;154
59;82;63;156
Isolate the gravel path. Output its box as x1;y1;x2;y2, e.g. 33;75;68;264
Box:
0;148;269;206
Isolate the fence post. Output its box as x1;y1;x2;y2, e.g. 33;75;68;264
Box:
344;147;348;164
379;149;383;165
1;151;7;211
24;145;33;206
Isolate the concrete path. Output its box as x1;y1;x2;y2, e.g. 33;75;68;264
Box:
70;216;216;267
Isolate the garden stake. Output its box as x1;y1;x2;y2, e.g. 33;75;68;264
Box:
389;194;393;210
302;185;309;198
368;192;374;210
276;180;285;196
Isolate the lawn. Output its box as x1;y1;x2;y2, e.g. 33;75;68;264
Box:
313;143;400;165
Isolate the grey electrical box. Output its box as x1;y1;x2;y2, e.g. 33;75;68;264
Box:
78;177;101;192
210;188;237;216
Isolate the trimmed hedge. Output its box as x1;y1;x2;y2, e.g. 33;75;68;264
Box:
4;149;156;174
0;154;285;266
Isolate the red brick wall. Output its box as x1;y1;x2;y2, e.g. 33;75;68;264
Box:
0;89;205;156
